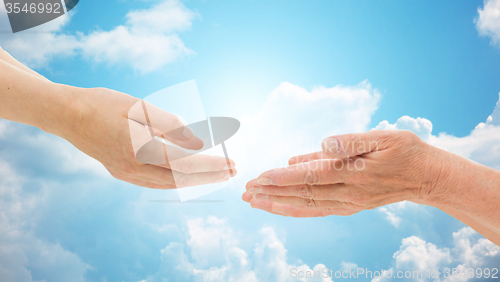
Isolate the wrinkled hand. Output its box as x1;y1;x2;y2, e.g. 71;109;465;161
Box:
62;87;235;189
243;130;447;217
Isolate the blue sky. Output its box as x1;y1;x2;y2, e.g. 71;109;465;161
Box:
37;0;500;136
1;0;500;281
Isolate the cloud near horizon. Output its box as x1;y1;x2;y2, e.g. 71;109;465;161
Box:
139;216;336;282
372;227;500;282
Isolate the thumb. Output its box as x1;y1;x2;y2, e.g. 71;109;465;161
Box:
128;100;203;150
321;130;392;158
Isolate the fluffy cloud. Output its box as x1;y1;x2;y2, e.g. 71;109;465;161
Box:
0;79;382;280
378;206;403;228
140;216;334;282
0;2;78;67
375;116;433;141
0;120;108;177
0;0;196;72
232;80;381;174
372;227;500;282
0;154;91;282
1;76;499;282
476;0;500;48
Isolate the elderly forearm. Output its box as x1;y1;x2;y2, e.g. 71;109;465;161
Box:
0;59;78;137
418;148;500;235
439;205;500;246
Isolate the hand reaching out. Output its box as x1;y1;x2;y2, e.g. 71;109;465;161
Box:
65;87;236;189
0;51;236;189
243;130;441;217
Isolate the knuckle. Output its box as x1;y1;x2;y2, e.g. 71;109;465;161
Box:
173;175;189;188
302;198;318;208
304;165;320;185
122;164;138;176
378;130;394;144
297;185;313;198
175;160;195;173
395;130;418;143
350;193;368;205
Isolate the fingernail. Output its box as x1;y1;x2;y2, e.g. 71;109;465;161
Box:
257;177;273;185
272;204;285;215
224;171;231;181
254;194;268;201
323;137;340;153
248;187;263;194
181;127;193;140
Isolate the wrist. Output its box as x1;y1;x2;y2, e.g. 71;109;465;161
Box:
38;83;86;140
412;145;500;210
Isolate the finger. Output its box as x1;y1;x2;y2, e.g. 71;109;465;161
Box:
257;159;354;186
253;194;361;211
160;145;236;173
135;162;236;188
242;191;253;203
110;171;176;189
171;169;234;188
247;182;357;201
134;136;212;168
321;130;393;158
135;164;176;185
248;198;336;218
288;151;332;165
156;133;204;151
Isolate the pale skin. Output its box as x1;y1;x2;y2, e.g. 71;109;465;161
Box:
243;130;500;246
0;47;235;189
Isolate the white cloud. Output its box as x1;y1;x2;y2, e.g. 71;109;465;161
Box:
476;0;500;48
0;2;78;68
0;0;196;73
378;207;403;228
372;227;500;282
126;0;196;34
232;80;381;175
141;216;334;282
340;261;359;272
1;74;499;281
0;121;108;177
0;157;91;282
375;116;433;141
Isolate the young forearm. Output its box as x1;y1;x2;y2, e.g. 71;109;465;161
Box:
0;47;48;81
0;59;78;137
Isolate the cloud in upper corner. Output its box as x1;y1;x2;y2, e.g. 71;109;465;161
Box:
372;227;500;282
0;0;197;73
475;0;500;48
0;2;78;68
